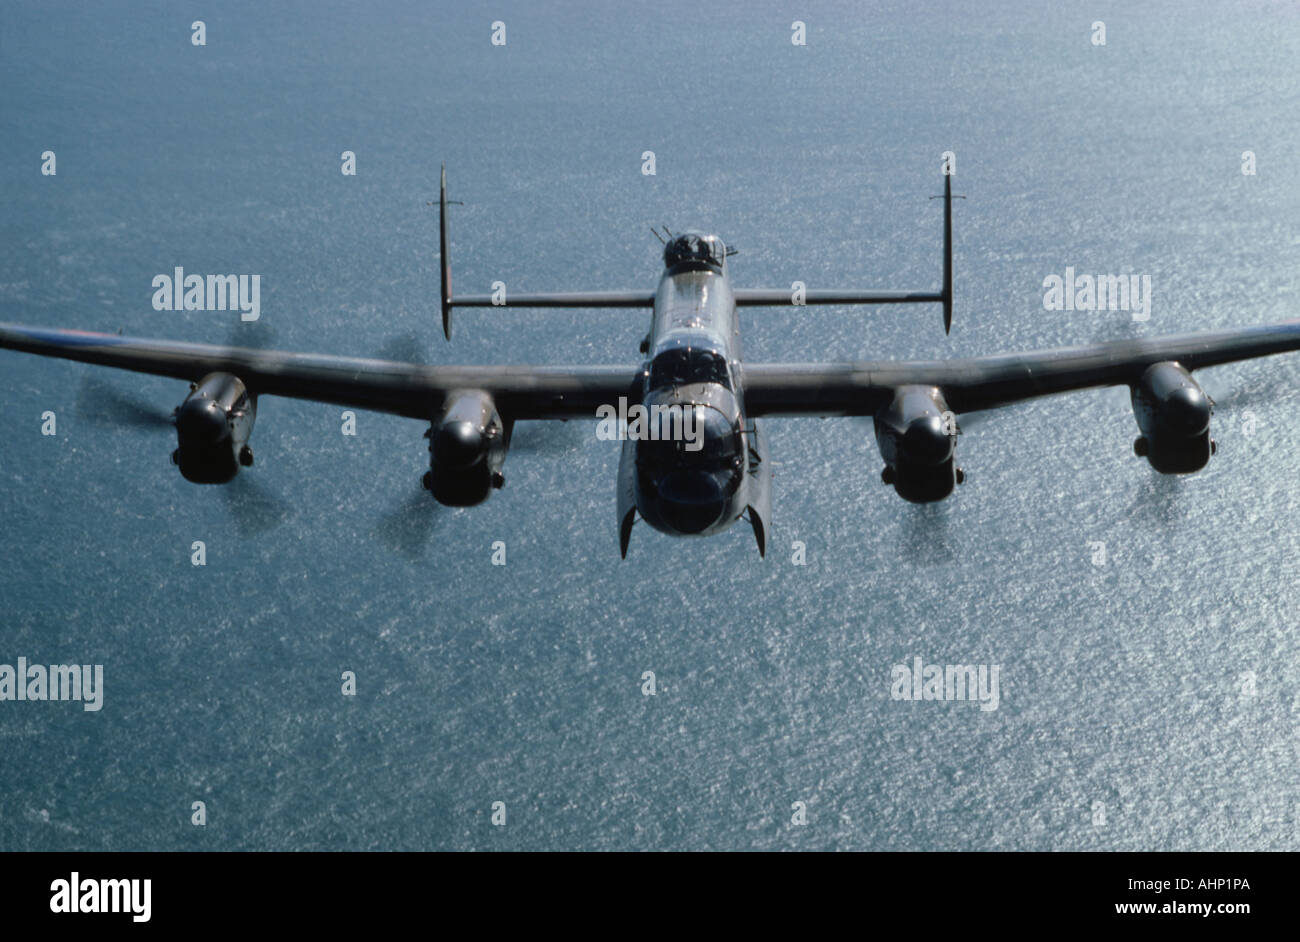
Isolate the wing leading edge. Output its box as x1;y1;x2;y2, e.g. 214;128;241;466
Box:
0;323;640;421
7;319;1300;422
741;320;1300;417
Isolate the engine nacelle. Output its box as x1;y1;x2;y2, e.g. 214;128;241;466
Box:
170;372;255;484
422;389;508;506
1130;361;1215;474
874;385;962;503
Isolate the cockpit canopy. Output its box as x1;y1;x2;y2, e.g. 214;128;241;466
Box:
663;231;727;273
636;404;744;476
648;336;732;390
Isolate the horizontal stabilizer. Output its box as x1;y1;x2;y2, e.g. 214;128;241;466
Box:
734;289;943;306
449;291;656;309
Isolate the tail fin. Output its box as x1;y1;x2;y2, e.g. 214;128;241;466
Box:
942;172;953;335
439;163;453;340
733;171;958;335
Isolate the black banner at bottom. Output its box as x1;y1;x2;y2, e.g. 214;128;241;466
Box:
0;851;1285;930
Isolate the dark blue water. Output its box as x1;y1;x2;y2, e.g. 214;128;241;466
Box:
2;0;1299;850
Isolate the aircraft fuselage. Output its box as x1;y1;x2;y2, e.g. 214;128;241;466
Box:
633;232;752;538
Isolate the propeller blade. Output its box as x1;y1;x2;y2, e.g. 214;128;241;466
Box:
375;485;440;559
74;376;173;430
507;419;585;455
1211;375;1300;410
224;320;278;353
1125;472;1185;527
222;473;291;537
901;503;955;566
372;331;426;365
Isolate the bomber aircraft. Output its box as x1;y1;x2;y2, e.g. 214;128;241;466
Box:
4;166;1300;557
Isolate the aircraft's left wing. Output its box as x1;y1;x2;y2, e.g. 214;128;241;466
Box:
0;323;640;421
742;320;1300;417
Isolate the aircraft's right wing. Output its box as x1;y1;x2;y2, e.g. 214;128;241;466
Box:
741;320;1300;417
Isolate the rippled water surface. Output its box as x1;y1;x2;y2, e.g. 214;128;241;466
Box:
1;1;1298;850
